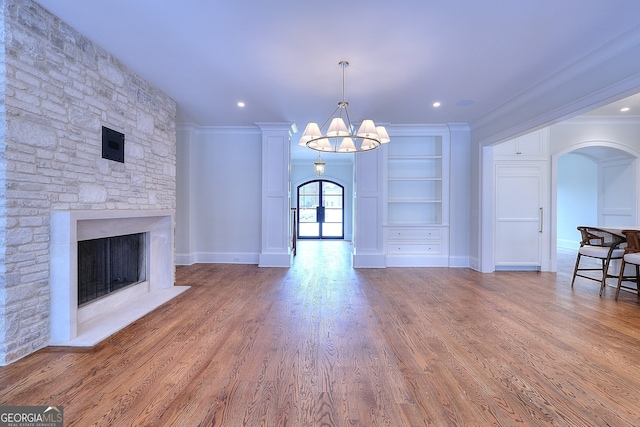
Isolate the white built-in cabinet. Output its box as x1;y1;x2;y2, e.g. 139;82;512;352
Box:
493;130;548;160
385;128;450;266
493;129;549;270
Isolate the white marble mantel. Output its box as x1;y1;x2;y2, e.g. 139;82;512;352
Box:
49;210;189;346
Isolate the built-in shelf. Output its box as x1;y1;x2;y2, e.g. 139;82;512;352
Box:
385;131;450;266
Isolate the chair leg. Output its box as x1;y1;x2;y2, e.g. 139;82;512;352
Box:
616;259;626;300
571;253;582;288
600;258;611;296
636;265;640;297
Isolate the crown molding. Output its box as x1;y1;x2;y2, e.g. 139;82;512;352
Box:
557;115;640;126
472;25;640;146
176;122;262;135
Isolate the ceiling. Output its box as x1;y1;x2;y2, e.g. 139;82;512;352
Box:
34;0;640;159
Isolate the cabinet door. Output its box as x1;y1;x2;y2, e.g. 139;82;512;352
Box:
494;163;548;269
493;129;548;160
516;131;547;158
492;139;518;157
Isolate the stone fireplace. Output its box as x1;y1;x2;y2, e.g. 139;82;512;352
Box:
0;0;180;365
50;210;189;346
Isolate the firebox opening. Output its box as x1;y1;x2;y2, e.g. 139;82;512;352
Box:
78;232;147;306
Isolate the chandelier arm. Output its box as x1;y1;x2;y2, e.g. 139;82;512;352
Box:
319;104;342;131
342;104;354;132
306;136;333;152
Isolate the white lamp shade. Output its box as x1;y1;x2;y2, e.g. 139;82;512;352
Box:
327;118;349;137
298;134;313;146
356;120;378;138
302;122;322;138
375;126;390;143
315;138;332;151
337;138;356;152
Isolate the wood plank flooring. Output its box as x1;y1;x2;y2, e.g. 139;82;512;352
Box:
2;241;640;426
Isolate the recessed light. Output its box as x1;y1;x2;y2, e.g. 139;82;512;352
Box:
456;99;475;107
433;102;441;107
620;107;630;112
237;101;245;108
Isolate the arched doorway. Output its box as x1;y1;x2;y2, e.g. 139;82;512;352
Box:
297;180;344;239
552;142;639;271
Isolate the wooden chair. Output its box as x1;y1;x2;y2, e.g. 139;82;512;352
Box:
615;229;640;300
571;226;626;296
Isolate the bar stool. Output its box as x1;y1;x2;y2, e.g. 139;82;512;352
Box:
615;229;640;300
571;226;626;296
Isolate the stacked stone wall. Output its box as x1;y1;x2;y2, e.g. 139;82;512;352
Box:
0;0;177;364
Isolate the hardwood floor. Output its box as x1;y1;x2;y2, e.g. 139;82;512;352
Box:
2;241;640;426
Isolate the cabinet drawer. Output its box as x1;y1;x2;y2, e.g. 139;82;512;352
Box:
388;243;441;255
388;227;441;241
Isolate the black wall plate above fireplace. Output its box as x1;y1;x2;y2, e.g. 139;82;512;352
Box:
102;126;125;163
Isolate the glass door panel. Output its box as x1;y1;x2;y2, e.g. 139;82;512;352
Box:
298;181;319;238
297;180;344;239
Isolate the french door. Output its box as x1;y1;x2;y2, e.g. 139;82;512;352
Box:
297;180;344;239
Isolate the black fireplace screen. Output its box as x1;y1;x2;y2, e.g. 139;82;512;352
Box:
77;233;147;306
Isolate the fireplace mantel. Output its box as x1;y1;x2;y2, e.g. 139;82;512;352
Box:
49;210;189;346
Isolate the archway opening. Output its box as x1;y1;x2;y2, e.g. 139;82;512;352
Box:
557;146;637;251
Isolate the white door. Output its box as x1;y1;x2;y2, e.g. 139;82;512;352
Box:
495;163;549;269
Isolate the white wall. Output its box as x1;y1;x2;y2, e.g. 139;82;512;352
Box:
557;154;597;249
599;158;637;226
176;126;263;264
176;125;195;258
448;125;472;267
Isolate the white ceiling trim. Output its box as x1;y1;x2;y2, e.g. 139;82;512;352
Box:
474;25;640;145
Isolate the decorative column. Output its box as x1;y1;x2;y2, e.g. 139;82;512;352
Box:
352;147;386;268
257;123;295;267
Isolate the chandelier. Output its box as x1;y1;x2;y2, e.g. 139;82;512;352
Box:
298;61;390;153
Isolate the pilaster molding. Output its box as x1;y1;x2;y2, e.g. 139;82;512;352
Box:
257;123;295;267
352;149;386;268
